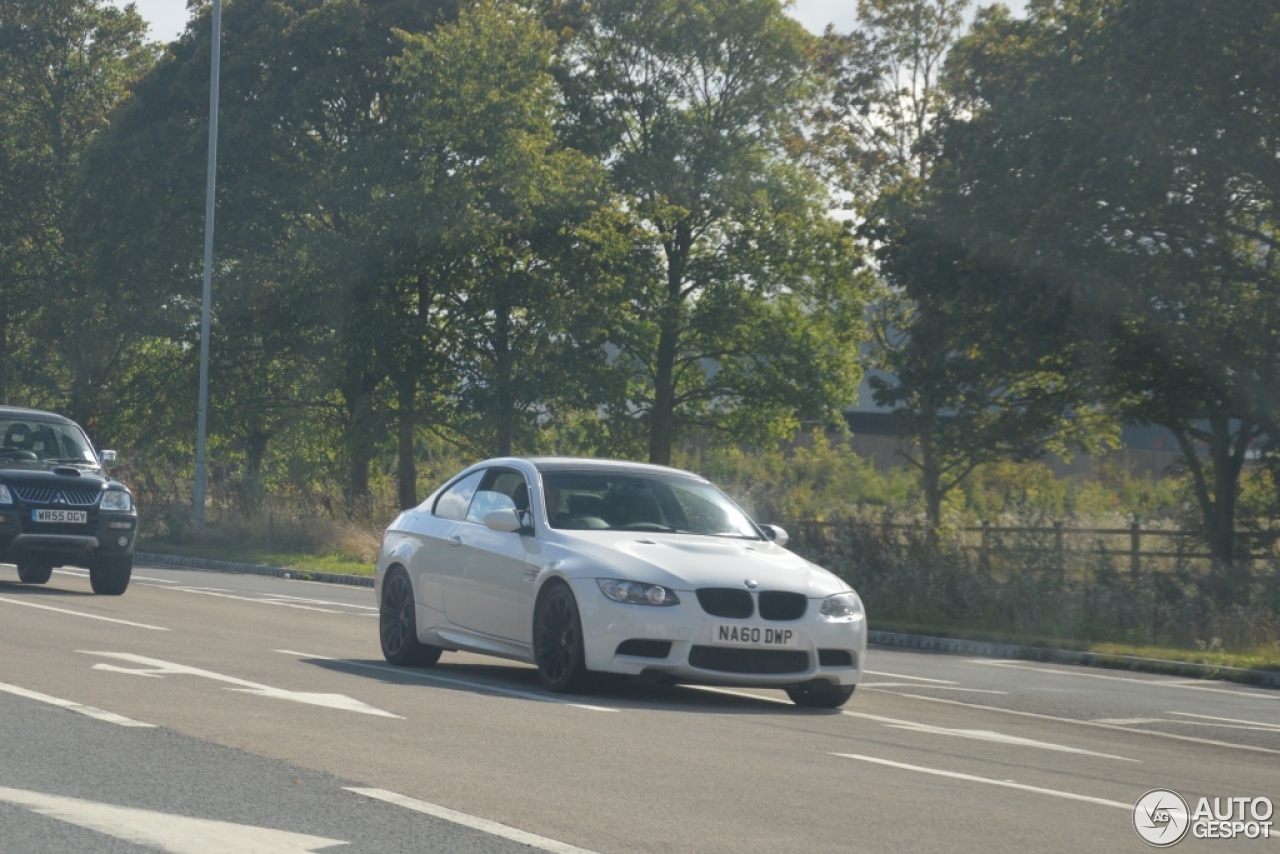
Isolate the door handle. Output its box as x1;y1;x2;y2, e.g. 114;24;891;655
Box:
447;535;462;548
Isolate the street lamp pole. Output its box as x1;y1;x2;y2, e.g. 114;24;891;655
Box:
193;0;222;528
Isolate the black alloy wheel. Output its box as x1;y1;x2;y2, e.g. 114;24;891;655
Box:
533;582;589;693
380;568;442;667
89;557;131;596
16;564;53;585
786;681;855;709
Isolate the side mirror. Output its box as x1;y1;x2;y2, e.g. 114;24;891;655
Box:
483;508;525;534
100;450;118;468
759;524;789;547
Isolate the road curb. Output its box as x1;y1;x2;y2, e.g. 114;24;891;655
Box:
134;552;374;588
868;629;1280;689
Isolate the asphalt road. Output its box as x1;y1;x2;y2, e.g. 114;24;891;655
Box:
0;561;1276;853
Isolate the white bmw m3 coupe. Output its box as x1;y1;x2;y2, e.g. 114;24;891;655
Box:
375;457;866;707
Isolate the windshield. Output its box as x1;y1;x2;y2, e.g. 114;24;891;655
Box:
0;418;97;464
541;470;761;538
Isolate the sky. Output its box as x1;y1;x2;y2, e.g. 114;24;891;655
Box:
115;0;865;44
115;0;1029;44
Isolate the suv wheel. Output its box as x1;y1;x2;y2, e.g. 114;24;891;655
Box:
17;564;53;584
90;556;131;596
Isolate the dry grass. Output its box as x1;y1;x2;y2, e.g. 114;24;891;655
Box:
140;508;382;574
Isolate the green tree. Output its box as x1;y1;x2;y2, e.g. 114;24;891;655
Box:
923;0;1280;580
564;0;867;464
0;0;155;415
390;1;621;468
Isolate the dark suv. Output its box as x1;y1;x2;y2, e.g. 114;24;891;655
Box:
0;406;136;595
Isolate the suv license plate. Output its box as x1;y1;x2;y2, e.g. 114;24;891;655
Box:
33;509;87;524
711;624;800;648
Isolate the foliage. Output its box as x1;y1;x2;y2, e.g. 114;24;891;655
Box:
0;0;156;417
789;511;1280;653
562;0;869;464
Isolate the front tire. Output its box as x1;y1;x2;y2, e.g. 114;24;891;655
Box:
786;682;855;709
16;564;53;585
90;556;131;595
380;568;442;667
533;582;589;693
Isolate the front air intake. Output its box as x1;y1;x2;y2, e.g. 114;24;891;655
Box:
695;588;754;618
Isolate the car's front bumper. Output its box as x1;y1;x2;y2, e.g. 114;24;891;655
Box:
569;578;866;688
0;509;137;567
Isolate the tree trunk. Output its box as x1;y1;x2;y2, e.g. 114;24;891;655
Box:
396;373;418;510
341;372;380;518
1172;416;1254;601
649;319;678;465
920;434;944;534
649;221;690;466
0;303;8;405
493;294;514;457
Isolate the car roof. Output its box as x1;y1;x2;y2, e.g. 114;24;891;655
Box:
505;456;708;481
0;406;76;426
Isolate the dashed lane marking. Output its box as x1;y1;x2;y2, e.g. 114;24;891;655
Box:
969;659;1280;700
0;596;168;631
275;650;620;712
0;681;155;728
861;682;1008;695
81;651;401;718
831;753;1131;810
0;787;345;853
863;670;959;684
879;691;1280;755
842;710;1138;761
347;787;598;854
1167;711;1280;731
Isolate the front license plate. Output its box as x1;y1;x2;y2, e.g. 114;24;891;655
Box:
33;509;87;524
711;624;800;648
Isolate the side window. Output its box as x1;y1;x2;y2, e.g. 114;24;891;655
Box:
465;469;530;525
434;471;485;521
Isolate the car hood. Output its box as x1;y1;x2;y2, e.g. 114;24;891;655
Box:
552;531;850;598
0;467;115;491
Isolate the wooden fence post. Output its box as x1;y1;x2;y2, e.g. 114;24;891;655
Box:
1130;521;1141;579
980;521;990;571
1054;520;1065;585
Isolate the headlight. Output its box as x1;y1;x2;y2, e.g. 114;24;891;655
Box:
100;490;132;512
597;578;680;606
820;591;864;619
0;485;10;505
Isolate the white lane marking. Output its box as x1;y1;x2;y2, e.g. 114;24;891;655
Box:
58;568;182;585
80;651;401;718
879;691;1280;756
0;786;345;853
348;787;598;854
259;593;377;611
0;596;168;631
864;670;959;685
861;682;1009;695
167;587;343;613
0;682;154;728
842;710;1137;761
687;685;792;705
970;659;1280;699
831;754;1131;810
1092;718;1168;725
276;650;619;713
1168;711;1280;731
